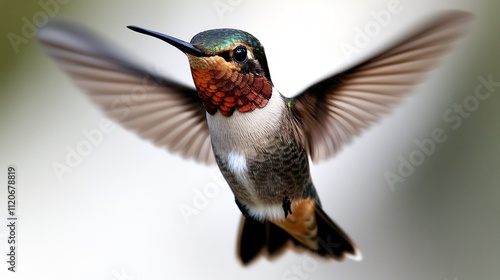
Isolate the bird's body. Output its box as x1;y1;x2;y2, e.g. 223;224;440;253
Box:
37;11;471;264
208;91;306;213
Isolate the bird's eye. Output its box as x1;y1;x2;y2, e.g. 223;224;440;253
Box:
232;46;248;63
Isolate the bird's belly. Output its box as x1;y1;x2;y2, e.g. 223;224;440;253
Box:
214;137;310;213
206;92;310;220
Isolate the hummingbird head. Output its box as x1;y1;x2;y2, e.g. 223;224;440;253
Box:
128;26;273;116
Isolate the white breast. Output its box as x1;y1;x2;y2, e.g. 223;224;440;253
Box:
206;88;286;214
206;87;285;153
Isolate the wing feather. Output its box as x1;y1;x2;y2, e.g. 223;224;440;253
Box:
292;11;472;162
38;21;215;164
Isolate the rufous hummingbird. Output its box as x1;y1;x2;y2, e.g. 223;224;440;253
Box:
38;11;471;264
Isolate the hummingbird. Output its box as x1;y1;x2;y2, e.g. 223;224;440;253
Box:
38;11;471;264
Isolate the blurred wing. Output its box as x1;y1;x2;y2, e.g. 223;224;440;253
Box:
292;11;472;162
37;21;215;164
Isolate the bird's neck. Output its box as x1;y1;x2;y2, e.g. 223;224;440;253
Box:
190;67;273;117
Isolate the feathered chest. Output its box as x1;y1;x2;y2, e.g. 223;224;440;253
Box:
191;68;273;117
205;89;286;153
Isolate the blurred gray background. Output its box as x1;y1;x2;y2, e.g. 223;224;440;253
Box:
1;0;499;279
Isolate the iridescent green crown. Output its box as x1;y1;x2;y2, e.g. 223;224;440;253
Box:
190;29;272;82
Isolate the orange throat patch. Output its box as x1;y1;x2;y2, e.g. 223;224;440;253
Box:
191;68;273;116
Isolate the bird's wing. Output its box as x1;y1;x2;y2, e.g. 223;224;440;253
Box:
291;11;472;162
37;21;215;164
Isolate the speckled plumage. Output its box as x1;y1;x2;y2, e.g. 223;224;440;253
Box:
212;100;309;205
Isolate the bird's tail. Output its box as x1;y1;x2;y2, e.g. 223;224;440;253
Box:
237;201;361;265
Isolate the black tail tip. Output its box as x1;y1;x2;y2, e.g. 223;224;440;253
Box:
237;207;363;265
314;205;362;261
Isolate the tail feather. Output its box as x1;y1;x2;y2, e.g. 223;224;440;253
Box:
237;204;361;264
238;217;266;264
314;205;360;260
266;221;291;255
238;216;291;265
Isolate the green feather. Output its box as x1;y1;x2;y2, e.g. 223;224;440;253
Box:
190;29;261;54
190;28;272;83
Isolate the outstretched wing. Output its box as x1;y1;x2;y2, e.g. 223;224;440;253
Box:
37;21;215;164
292;11;472;162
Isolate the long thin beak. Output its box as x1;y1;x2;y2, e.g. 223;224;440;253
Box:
127;25;207;57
